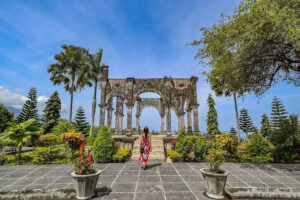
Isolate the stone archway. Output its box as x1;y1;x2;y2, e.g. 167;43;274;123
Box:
98;66;200;136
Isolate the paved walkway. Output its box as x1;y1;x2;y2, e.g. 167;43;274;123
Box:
0;162;299;200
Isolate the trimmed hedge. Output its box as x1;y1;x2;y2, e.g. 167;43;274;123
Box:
92;126;115;163
113;148;131;163
167;150;182;162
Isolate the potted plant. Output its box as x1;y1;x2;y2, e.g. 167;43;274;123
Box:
71;145;101;200
200;147;228;199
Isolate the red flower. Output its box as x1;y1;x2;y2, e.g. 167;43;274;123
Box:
80;145;85;150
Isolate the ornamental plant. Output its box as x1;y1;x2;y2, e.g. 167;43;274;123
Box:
61;129;86;157
206;147;225;173
216;133;238;155
74;145;94;175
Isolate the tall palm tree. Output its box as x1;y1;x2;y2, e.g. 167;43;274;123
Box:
48;45;87;122
77;49;104;136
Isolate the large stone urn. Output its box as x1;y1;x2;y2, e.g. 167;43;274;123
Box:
200;168;229;199
71;169;101;200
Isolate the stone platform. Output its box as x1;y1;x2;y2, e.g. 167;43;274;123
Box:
0;162;299;199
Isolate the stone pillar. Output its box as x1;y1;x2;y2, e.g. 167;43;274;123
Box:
166;107;172;136
119;115;123;135
178;112;185;131
136;114;140;135
186;107;192;135
119;100;124;135
114;112;120;135
160;115;165;135
192;104;200;135
107;107;113;129
126;104;133;136
99;104;106;129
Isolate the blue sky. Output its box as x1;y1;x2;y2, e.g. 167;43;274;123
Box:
0;0;299;136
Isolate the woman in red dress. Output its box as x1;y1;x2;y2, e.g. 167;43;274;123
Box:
138;126;152;170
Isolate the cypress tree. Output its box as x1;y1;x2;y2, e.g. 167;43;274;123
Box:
206;94;220;135
74;106;89;136
0;104;14;132
239;108;256;139
16;87;39;125
42;91;62;133
270;96;288;130
230;127;237;134
260;113;272;139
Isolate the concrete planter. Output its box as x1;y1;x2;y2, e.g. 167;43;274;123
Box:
200;168;229;199
71;169;101;200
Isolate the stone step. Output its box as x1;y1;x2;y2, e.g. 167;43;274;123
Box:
133;145;164;151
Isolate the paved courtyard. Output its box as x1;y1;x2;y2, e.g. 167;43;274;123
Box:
0;162;300;200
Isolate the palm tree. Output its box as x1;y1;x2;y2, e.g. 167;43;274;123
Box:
77;49;104;136
1;119;42;164
48;45;87;122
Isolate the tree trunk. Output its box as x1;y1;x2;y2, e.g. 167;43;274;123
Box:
233;93;241;143
90;81;98;136
69;74;75;123
17;146;22;165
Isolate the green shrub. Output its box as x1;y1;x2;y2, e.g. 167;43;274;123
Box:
113;148;131;162
39;134;61;146
206;147;225;172
6;155;17;165
33;146;64;164
251;155;273;163
52;119;75;136
0;151;6;165
92;126;115;163
175;129;194;161
167;150;182;162
195;135;218;161
216;133;238;155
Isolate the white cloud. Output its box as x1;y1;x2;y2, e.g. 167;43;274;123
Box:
0;86;68;114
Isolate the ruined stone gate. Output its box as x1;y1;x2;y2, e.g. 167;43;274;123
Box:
98;66;200;136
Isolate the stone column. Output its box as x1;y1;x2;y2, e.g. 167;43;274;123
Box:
178;112;185;131
114;112;120;135
119;100;124;135
99;103;106;129
107;107;113;129
160;115;165;135
192;104;200;135
126;104;133;136
119;115;123;135
186;107;192;135
136;114;140;135
166;107;172;136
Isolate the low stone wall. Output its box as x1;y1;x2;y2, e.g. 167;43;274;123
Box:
162;136;176;151
113;135;138;150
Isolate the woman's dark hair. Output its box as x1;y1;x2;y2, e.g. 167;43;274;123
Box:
144;126;149;138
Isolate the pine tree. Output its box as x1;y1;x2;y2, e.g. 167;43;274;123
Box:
270;96;288;130
239;108;256;139
74;106;89;136
230;127;237;134
0;104;14;133
260;114;272;139
16;87;39;125
42;91;62;133
206;94;220;135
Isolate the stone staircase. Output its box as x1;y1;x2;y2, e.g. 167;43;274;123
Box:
131;136;165;160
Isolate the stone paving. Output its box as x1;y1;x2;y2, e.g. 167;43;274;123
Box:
0;162;300;200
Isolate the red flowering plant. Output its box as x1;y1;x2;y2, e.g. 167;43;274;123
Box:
205;147;225;173
170;139;177;150
74;145;95;175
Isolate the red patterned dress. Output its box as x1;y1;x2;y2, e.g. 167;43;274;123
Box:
138;133;151;167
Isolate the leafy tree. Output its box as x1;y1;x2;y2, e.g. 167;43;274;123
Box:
92;126;115;163
239;108;256;139
16;87;39;126
0;119;42;164
52;119;75;136
42;91;61;133
0;104;14;133
230;127;236;134
74;106;89;136
48;45;88;122
260;114;272;139
271;114;300;162
77;49;104;136
206;94;220;135
270;96;288;130
190;0;300;97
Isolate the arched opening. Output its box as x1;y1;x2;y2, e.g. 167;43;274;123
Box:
171;110;178;135
138;107;161;135
138;92;160;98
